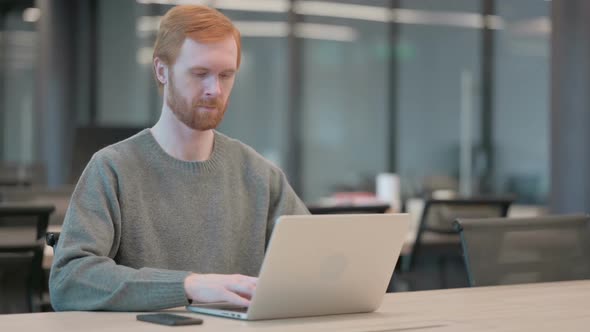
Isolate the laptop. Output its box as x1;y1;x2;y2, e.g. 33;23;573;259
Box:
186;213;410;320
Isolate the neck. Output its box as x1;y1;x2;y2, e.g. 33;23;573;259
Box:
150;105;215;162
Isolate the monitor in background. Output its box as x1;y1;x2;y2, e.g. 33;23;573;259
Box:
69;126;142;184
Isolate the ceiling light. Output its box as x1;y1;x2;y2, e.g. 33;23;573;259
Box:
233;21;289;37
294;1;391;22
295;23;358;42
215;0;289;13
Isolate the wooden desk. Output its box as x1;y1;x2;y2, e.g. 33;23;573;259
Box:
1;280;588;331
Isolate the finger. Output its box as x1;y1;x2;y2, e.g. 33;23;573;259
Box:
236;275;258;285
227;281;256;298
233;288;254;300
222;291;251;307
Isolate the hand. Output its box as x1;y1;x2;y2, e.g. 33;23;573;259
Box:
184;273;258;307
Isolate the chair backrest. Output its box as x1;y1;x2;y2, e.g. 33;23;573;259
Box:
0;203;55;313
404;198;512;271
455;214;590;287
69;126;142;184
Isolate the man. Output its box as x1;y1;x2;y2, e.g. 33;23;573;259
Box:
49;5;308;311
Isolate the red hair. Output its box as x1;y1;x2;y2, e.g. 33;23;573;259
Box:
153;5;241;90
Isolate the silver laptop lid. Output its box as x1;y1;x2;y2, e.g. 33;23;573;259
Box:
244;213;410;320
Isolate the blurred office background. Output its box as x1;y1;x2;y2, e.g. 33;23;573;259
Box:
0;0;554;204
2;0;590;312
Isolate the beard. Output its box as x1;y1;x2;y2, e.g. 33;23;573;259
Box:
166;73;228;131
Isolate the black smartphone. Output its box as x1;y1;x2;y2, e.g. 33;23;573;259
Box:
136;313;204;326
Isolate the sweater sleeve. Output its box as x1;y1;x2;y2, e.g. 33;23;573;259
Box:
49;153;191;312
266;167;310;241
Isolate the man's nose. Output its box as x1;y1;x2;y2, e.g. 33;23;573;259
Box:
204;76;221;97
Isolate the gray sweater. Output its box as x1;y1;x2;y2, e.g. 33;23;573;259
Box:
49;129;309;311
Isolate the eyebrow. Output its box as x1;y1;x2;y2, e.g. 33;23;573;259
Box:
189;66;236;73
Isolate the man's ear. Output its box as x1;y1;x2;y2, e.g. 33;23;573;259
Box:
153;57;168;85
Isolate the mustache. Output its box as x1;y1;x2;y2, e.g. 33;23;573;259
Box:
194;98;223;109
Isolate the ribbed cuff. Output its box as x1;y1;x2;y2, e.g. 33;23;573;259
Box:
141;269;192;310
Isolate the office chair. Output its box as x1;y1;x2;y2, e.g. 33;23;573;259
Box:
0;203;54;313
0;186;73;227
400;197;512;289
0;163;46;188
455;214;590;287
69;126;141;184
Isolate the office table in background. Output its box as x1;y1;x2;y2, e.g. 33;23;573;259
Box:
1;280;588;331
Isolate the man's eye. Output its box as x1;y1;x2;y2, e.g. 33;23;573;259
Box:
220;72;234;79
193;72;207;78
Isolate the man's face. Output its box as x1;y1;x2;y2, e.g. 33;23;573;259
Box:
165;36;238;131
